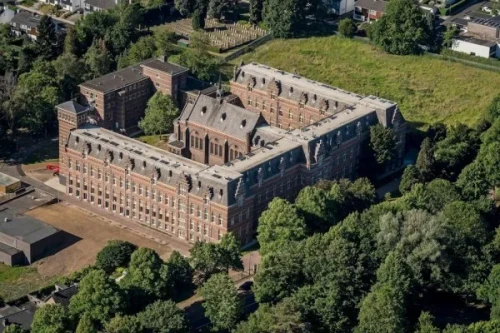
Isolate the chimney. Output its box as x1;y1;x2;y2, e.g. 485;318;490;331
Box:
158;55;167;63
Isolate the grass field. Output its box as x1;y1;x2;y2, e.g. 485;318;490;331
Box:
235;37;500;128
0;264;57;302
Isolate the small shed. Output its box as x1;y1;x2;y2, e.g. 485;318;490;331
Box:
0;173;20;194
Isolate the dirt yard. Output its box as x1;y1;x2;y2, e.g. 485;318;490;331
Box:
26;203;173;278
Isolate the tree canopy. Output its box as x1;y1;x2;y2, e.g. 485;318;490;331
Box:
138;92;179;136
370;0;431;55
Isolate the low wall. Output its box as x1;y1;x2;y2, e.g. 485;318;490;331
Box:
223;34;273;61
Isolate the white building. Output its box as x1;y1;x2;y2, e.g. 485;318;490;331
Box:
451;36;497;58
323;0;355;15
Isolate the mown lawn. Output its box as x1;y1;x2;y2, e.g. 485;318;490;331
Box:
136;135;170;150
235;37;500;128
0;264;57;302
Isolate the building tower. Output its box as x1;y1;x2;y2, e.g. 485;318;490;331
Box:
56;100;89;185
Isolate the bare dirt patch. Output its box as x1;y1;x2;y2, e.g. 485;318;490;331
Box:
26;203;173;278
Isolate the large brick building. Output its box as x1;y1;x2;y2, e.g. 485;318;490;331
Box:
57;61;407;245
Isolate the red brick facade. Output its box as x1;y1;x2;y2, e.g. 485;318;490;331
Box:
57;62;407;246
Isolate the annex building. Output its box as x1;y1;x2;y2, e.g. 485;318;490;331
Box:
57;60;407;245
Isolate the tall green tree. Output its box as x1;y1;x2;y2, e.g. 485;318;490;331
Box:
31;304;74;333
257;198;307;256
75;313;98;333
234;298;308;333
126;36;157;65
69;270;126;324
338;18;357;38
249;0;263;23
377;210;448;287
165;251;194;291
208;0;231;19
477;142;500;190
84;40;113;79
137;300;189;333
369;124;397;165
175;0;196;16
253;242;305;303
192;8;206;30
478;265;500;320
218;232;244;272
416;138;436;181
52;53;86;100
443;25;458;48
13;61;61;134
355;284;406;333
105;315;143;333
95;240;137;274
295;186;333;232
263;0;306;38
433;124;480;181
36;15;59;60
64;26;79;55
486;95;500;123
120;247;169;300
415;312;440;333
189;235;242;283
457;162;490;200
370;0;431;55
399;165;421;194
200;273;242;331
138;92;179;136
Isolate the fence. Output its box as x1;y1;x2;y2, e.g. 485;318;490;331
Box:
223;33;273;62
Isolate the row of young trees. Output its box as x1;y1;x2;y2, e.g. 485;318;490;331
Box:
228;95;500;332
9;233;244;333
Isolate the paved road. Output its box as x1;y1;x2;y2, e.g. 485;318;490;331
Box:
17;5;76;25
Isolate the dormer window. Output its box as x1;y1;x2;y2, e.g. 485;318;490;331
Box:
289;87;293;96
142;160;146;169
261;78;265;87
219;189;223;198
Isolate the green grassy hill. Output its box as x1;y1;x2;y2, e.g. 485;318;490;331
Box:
235;37;499;128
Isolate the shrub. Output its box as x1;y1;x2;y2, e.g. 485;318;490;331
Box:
95;240;137;273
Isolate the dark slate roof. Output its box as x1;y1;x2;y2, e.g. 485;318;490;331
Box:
354;0;388;12
180;95;262;142
10;10;41;28
80;58;188;93
140;58;188;76
183;77;218;95
80;63;148;93
0;308;34;333
0;306;22;318
455;35;497;47
84;0;116;9
10;10;66;29
49;285;78;306
471;15;500;28
234;63;395;117
56;100;88;114
0;208;60;244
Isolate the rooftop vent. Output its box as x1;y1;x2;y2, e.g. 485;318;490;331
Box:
220;113;226;122
201;106;207;115
240;120;246;128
